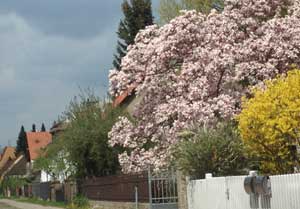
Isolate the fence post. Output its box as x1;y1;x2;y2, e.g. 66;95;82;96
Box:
135;186;139;209
177;170;189;209
205;173;213;179
148;167;152;209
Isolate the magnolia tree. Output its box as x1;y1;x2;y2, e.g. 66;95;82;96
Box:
109;0;300;173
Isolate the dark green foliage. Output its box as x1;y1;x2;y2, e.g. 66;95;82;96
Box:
41;123;46;132
113;0;154;70
32;124;36;132
172;122;249;179
16;126;28;158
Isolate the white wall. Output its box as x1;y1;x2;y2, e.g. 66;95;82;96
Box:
40;170;52;182
270;174;300;209
187;174;300;209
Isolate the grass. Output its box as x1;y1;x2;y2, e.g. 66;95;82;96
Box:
66;203;92;209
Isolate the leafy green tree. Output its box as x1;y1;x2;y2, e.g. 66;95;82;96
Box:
41;123;46;132
53;92;126;178
34;139;75;181
16;126;28;158
113;0;154;70
172;122;249;179
159;0;224;24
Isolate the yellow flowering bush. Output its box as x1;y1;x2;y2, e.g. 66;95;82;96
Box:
238;69;300;174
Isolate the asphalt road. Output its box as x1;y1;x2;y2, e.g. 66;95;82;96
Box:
0;202;18;209
0;199;63;209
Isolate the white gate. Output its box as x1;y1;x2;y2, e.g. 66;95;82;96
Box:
188;177;227;209
187;173;300;209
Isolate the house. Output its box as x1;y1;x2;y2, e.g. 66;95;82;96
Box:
26;132;52;182
112;84;137;107
0;147;25;197
49;121;68;136
0;132;52;182
0;147;16;171
0;154;29;197
0;154;27;179
112;84;145;116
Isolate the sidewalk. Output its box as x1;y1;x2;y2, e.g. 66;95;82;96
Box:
0;199;64;209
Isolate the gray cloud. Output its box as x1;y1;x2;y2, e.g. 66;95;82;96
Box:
0;1;159;147
0;1;122;38
0;0;160;38
0;12;111;146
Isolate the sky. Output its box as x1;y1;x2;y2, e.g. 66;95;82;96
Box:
0;0;160;147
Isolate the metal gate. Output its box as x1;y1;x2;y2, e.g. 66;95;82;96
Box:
148;169;178;209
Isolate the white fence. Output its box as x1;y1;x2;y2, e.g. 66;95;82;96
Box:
187;173;300;209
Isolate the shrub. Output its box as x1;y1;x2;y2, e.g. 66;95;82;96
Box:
67;194;90;209
238;69;300;174
172;122;249;179
0;177;29;196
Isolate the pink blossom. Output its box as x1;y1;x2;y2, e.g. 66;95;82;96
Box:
109;0;300;173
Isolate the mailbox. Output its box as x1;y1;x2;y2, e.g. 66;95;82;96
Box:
244;175;271;195
244;175;271;209
253;176;270;195
244;176;254;194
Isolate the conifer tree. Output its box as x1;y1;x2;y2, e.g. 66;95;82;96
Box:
41;123;46;132
113;0;154;70
16;126;28;157
32;124;36;132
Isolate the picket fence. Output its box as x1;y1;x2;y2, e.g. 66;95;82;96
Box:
187;173;300;209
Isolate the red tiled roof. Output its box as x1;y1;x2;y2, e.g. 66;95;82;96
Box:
26;132;52;161
112;85;136;107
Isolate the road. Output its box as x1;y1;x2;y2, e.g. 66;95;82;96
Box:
0;202;18;209
0;199;64;209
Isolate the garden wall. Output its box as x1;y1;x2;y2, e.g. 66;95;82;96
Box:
187;173;300;209
31;182;51;200
78;172;149;202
